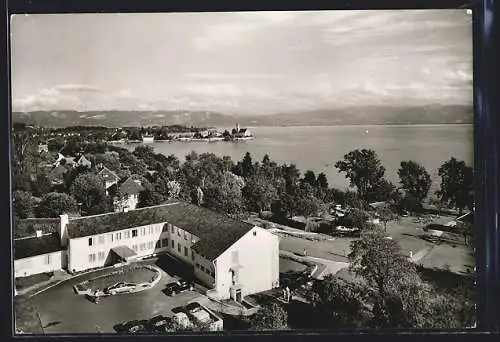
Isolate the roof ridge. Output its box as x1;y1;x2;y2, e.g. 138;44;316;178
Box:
68;201;181;221
14;231;58;241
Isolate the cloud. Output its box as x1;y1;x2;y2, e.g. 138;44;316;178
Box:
193;11;298;51
54;84;103;93
13;85;132;112
185;73;282;81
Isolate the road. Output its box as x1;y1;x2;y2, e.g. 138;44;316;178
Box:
30;259;203;333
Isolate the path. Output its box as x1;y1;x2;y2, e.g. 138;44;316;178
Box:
307;256;349;280
409;246;435;263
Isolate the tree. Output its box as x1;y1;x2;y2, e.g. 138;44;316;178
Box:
36;192;78;218
308;275;370;329
370;178;398;204
241;152;255;179
31;173;52;197
436;158;474;214
316;172;329;192
338;208;370;230
242;173;278;213
302;170;317;187
376;205;397;232
248;302;288;330
398;161;432;202
13;191;35;219
335;149;386;200
202;172;244;215
348;229;432;328
295;183;322;221
137;180;165;208
70;173;108;215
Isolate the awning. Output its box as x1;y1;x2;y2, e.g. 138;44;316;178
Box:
111;246;137;261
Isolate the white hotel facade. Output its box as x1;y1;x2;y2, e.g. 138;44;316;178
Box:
14;202;280;301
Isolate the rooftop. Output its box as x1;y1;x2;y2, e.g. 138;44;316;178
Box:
14;232;63;260
67;201;254;260
14;218;60;239
118;177;144;196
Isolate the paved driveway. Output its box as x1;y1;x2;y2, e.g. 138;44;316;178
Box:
30;259;203;333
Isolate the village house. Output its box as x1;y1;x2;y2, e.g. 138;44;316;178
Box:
54;153;76;168
74;154;92;168
14;202;280;301
97;165;121;192
38;143;49;153
111;176;145;212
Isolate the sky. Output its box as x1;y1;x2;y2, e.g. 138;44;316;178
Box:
11;10;473;114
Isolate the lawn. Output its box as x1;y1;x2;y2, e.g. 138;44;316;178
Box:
77;264;158;292
16;272;53;290
15;295;43;334
279;258;307;274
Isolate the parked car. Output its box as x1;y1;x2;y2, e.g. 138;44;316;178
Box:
105;282;137;295
165;279;193;296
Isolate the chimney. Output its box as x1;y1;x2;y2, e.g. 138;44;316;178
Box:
35;230;43;238
59;214;70;247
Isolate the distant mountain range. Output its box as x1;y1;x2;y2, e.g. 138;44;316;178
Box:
12;104;473;128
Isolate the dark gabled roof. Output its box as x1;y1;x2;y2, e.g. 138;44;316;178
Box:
119;177;144;196
66;201;254;260
48;165;69;181
14;218;60;239
14;233;63;260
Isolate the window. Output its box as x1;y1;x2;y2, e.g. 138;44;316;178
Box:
253;231;257;236
191;251;195;261
140;227;146;236
196;263;200;268
177;243;181;252
162;238;168;247
89;254;96;263
170;224;174;233
98;251;105;260
163;224;169;232
116;232;122;241
45;254;51;265
124;230;130;239
132;229;138;238
177;228;181;237
148;241;154;249
98;235;105;244
109;234;114;243
148;227;153;235
155;240;161;249
88;237;93;246
184;247;188;256
132;245;138;251
171;240;175;248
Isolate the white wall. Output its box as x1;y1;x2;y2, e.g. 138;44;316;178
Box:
194;253;215;288
214;227;279;300
67;222;168;272
15;251;64;278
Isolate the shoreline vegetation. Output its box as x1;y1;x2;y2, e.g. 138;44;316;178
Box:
13;122;475;331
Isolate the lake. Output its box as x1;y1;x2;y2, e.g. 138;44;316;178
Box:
123;124;473;191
